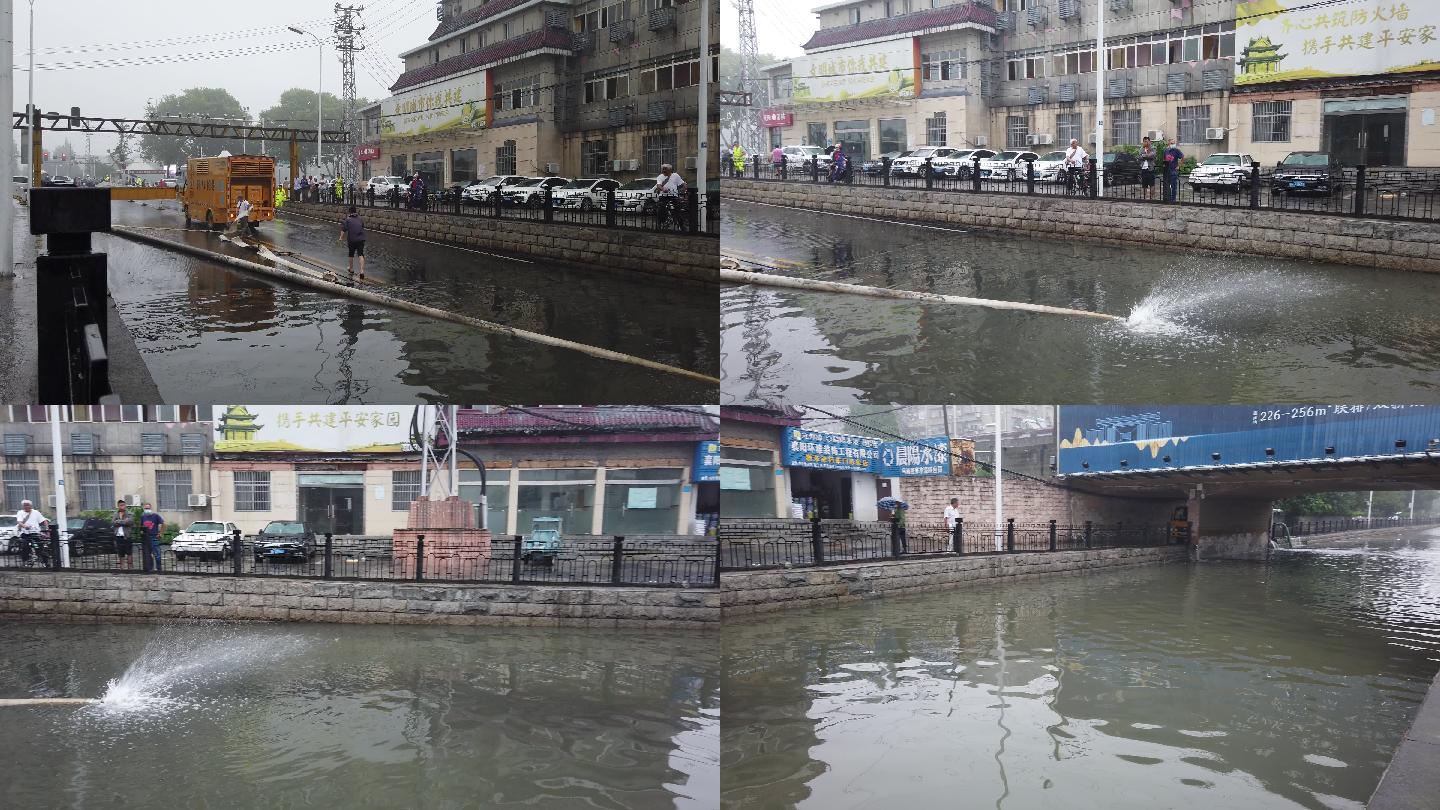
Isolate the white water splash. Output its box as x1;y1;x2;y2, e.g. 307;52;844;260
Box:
97;624;309;711
1120;265;1344;339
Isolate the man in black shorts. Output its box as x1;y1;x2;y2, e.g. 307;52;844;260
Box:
1139;135;1157;200
339;206;366;282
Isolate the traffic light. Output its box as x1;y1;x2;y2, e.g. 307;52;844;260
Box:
42;150;49;160
70;106;81;127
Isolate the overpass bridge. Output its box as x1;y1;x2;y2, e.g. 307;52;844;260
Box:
1056;406;1440;559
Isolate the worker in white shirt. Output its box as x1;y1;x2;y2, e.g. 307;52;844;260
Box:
13;500;51;566
1064;138;1090;193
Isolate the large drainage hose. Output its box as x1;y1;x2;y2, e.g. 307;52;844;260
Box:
0;698;99;707
110;226;720;387
720;259;1122;322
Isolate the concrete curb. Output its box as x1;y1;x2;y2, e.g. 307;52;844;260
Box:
1369;669;1440;810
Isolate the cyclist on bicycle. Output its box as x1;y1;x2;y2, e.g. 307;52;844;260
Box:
1063;138;1089;194
653;163;689;230
13;499;50;567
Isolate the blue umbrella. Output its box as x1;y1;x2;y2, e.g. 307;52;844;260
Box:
876;497;909;511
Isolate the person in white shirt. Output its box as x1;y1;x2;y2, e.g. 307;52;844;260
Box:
652;164;689;230
944;498;961;531
13;500;50;565
232;197;254;236
1064;138;1089;193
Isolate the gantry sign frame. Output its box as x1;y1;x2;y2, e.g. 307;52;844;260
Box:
11;110;349;188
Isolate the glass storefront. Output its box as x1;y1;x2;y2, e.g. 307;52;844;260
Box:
413;151;444;188
719;446;778;518
806;122;828;147
879;119;907;155
516;469;595;537
390;155;408;177
459;470;507;534
451;148;478;183
602;468;683;535
835;119;872;162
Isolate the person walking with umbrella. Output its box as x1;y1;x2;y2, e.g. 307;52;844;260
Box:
878;497;909;554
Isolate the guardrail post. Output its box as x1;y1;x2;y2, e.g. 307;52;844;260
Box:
752;155;760;180
49;529;61;570
972;156;982;192
607;535;626;584
890;517;903;558
882;157;891;187
414;534;425;581
31;188;112;403
605;189;617;228
493;187;503;219
1088;158;1098;198
142;530;154;572
953;517;964;555
1084;520;1093;549
780;154;788;180
511;535;523;583
232;529;243;575
1249;161;1261;209
810;515;825;565
1048;519;1057;551
1026;158;1036;195
543;187;554;222
1006;518;1015;552
713;535;721;586
1353;164;1367;216
924;158;934;190
810;158;819;183
323;532;333;579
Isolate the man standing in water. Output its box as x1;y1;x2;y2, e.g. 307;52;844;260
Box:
339;206;367;282
140;502;165;572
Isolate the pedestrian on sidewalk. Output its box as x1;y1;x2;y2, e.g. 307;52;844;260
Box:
140;503;165;572
334;176;344;204
112;499;134;568
366;183;376;207
1139;136;1158;200
944;498;960;532
1064;138;1089;193
732;144;747;177
1162;138;1184;202
339;206;366;282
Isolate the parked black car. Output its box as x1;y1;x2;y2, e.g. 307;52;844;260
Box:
862;150;910;175
63;517;120;557
1270;151;1343;195
1100;151;1142;186
253;520;316;563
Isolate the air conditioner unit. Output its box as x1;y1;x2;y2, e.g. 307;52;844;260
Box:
47;494;58;507
188;493;209;508
1205;127;1227;141
974;134;988;147
1033;133;1054;145
1146;129;1165;141
543;162;561;173
123;495;142;508
611;158;640;171
684;156;698;169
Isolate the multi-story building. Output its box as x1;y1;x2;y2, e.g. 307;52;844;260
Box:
356;0;719;187
756;0;1439;166
0;406;215;521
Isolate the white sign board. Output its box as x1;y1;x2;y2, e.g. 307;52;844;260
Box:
215;406;416;453
791;39;916;105
382;70;489;142
626;487;659;509
719;467;752;491
1236;0;1440;86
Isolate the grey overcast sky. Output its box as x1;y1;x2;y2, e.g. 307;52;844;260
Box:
720;0;818;62
9;0;436;160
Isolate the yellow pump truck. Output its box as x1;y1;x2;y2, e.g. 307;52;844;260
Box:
1168;506;1193;544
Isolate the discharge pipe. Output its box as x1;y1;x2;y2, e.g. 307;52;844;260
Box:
0;698;98;707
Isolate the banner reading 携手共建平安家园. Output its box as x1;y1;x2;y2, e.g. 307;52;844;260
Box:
1235;0;1438;85
790;39;916;105
381;70;490;142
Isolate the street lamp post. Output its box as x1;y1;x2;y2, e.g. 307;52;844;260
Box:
2;0;14;280
289;26;323;177
1094;0;1106;198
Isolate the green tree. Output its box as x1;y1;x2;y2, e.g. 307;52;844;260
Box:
258;88;366;174
140;87;250;167
719;46;781;150
107;131;133;175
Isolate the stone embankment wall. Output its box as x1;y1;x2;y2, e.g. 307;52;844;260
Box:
722;546;1186;615
1288;525;1435;549
0;571;718;629
722;179;1440;273
898;474;1178;527
283;202;718;283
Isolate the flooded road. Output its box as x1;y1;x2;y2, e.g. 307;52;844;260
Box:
722;528;1440;810
720;200;1440;405
1;621;719;809
101;200;716;402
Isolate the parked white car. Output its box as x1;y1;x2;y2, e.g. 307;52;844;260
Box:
462;174;527;205
0;515;16;553
500;176;570;207
612;179;659;213
171;521;240;561
553;178;622;210
979;150;1041;181
1187;152;1254;191
930;148;996;178
366;175;407;196
780;145;831;170
890;146;961;177
1032;151;1068;182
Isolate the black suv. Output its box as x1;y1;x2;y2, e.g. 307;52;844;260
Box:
1271;151;1343;195
63;517;120;557
253;520;316;563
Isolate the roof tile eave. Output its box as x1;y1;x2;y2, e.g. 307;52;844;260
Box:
799;4;997;50
389;29;570;93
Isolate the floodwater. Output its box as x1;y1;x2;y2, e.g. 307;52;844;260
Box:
98;200;716;402
721;527;1440;810
0;621;719;809
720;200;1440;405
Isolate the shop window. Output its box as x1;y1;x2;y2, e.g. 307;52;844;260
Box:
516;469;596;536
156;470;192;511
234;471;271;511
459;471;507;533
1251;101;1291;142
719;447;777;518
602;468;683;535
392;471;421;511
451;148;478;183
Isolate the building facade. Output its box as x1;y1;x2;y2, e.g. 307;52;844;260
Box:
755;0;1439;167
357;0;721;187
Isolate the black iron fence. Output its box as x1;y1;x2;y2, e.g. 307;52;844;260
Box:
731;153;1440;224
2;530;719;589
288;183;720;237
1273;515;1440;541
720;517;1179;571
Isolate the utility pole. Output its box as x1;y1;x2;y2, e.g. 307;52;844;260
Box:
732;0;762;152
1367;490;1374;522
49;405;69;567
333;3;366;183
1094;0;1106;197
2;0;13;280
696;0;712;232
993;405;1003;552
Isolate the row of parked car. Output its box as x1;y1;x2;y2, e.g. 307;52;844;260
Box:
0;516;318;563
364;174;662;213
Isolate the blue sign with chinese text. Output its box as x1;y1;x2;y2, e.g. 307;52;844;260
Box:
693;440;720;482
782;427;882;472
878;436;952;477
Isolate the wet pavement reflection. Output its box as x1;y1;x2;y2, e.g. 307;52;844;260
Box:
722;528;1440;810
720;200;1440;405
103;200;716;402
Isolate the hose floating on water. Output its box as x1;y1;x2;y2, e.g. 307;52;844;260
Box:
720;258;1122;322
0;698;98;707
